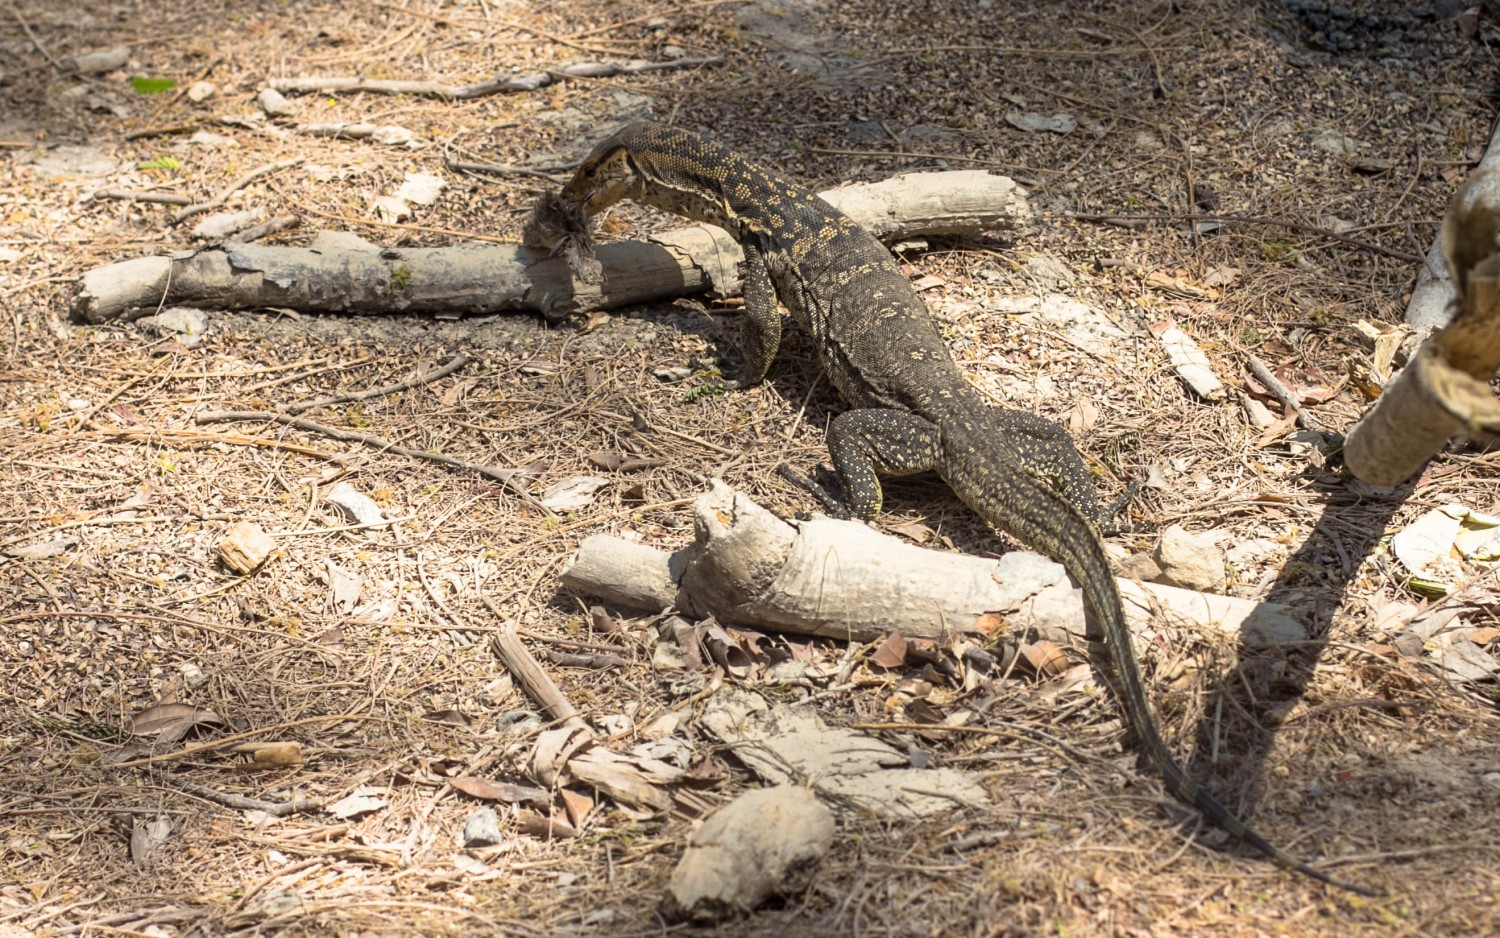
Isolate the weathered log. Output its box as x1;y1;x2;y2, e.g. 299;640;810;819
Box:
560;481;1307;649
1345;167;1500;484
1405;117;1500;333
71;171;1030;324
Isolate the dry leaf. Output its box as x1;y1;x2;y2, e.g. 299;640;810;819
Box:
559;787;594;828
539;476;609;512
250;743;301;768
515;813;579;839
448;776;551;806
971;611;1006;634
870;632;908;670
440;376;479;406
423;709;474;728
1067;398;1100;434
588;605;621;634
328;787;388;819
1020;640;1070;678
129;703;223;738
325;559;363;614
130;816;173;867
884;517;935;542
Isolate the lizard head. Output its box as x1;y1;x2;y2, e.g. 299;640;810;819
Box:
562;135;643;216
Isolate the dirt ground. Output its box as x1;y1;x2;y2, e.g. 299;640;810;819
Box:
3;0;1500;935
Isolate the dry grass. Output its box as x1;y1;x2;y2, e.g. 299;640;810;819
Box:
3;0;1500;935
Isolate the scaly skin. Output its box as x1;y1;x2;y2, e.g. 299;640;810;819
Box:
534;122;1373;895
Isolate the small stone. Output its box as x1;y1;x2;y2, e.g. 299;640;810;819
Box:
67;46;129;73
218;521;275;574
1153;524;1226;594
462;808;505;848
326;482;386;526
187;81;216;102
1116;552;1163;582
663;786;834;922
257;87;297;118
139;307;210;338
192;208;265;241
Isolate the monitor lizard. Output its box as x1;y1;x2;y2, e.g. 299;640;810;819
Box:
527;121;1372;895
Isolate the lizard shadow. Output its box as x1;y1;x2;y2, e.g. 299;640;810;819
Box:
1143;471;1406;866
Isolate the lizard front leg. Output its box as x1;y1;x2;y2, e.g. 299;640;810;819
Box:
718;240;783;390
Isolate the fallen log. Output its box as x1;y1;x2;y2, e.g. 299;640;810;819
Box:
71;171;1030;324
560;481;1308;649
1344;167;1500;484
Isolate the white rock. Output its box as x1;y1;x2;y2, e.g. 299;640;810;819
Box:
257;87;297;118
1153;524;1227;594
664;786;833;922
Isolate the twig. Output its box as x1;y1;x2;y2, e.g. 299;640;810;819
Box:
1245;353;1329;433
269;57;724;101
1063;212;1424;263
228;213;301;243
284;353;470;415
194;409;552;515
10;4;63;71
446;158;571;183
486;612;590;732
89;188;194;206
545;648;629;670
171;157;305;226
163;778;321;817
104;713;379;769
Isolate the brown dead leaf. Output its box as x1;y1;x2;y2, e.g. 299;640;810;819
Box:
1067;398;1100;434
972;611;1006;634
231;741;303;768
1144;269;1219;300
576;311;610;335
440;376;479;406
129;703;224;738
1275;364;1340;404
895;678;934;698
586;449;625;471
1020;641;1071;678
449;776;551;807
423;709;474;728
870;632;909;670
588;605;622;634
515;813;579;839
130;816;173;868
559;787;594;828
884;517;935;542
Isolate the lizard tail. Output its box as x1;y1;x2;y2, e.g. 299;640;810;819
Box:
937;431;1377;895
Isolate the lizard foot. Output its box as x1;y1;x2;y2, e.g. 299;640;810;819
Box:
775;463;854;520
1096;477;1152;536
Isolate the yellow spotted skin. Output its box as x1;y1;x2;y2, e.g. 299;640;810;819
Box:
547;123;1373;895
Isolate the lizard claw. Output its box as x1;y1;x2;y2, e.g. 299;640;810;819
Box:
776;463;854;519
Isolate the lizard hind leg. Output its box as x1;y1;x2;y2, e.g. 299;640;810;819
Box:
821;409;945;520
